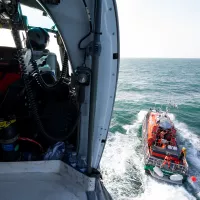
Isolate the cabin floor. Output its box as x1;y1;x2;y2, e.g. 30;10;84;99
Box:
0;173;84;200
0;161;95;200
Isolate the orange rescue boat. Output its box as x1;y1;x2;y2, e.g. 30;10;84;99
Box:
142;109;188;184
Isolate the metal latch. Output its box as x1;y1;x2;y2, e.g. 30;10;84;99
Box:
86;42;102;57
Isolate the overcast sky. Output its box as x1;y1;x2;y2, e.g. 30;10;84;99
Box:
117;0;200;58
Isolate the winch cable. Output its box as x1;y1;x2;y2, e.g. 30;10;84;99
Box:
5;1;79;142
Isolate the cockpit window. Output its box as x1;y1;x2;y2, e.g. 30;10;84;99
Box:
0;4;62;68
21;5;57;31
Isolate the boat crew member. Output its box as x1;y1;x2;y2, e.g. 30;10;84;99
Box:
160;131;166;139
170;137;176;146
179;147;186;165
165;130;171;141
156;138;162;147
161;153;172;169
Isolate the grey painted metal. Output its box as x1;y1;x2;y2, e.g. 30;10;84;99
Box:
37;0;94;164
37;0;94;70
78;85;90;157
87;0;103;174
90;0;120;168
0;160;113;199
87;180;113;200
0;161;94;199
0;161;95;191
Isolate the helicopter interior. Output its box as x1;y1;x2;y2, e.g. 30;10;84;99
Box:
0;1;81;162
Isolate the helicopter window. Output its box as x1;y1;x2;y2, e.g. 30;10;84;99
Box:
0;4;73;74
21;5;56;31
0;29;15;47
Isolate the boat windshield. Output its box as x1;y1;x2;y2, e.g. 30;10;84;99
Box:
0;5;62;67
159;118;172;129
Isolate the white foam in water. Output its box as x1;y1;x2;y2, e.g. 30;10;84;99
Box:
168;113;200;170
101;110;196;200
171;113;200;191
116;91;146;102
137;179;195;200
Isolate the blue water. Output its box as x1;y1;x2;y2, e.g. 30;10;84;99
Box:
101;58;200;200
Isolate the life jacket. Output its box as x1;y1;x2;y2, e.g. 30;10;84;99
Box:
180;150;186;159
164;155;171;162
156;139;162;147
174;159;180;164
183;150;186;157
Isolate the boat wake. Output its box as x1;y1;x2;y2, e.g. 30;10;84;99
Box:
101;110;198;200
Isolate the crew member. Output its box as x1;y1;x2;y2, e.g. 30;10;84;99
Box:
170;137;176;146
26;27;50;51
161;153;172;169
160;131;166;139
25;27;60;79
179;147;186;165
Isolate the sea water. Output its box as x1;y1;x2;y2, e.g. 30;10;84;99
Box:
101;58;200;200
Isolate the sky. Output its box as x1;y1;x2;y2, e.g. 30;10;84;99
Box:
0;1;200;58
117;0;200;58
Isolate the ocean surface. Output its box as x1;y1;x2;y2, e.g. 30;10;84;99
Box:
100;58;200;200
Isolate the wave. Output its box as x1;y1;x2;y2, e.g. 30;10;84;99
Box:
101;110;197;200
136;179;195;200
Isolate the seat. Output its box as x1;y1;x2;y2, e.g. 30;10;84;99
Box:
0;47;22;116
32;50;58;76
0;47;21;93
